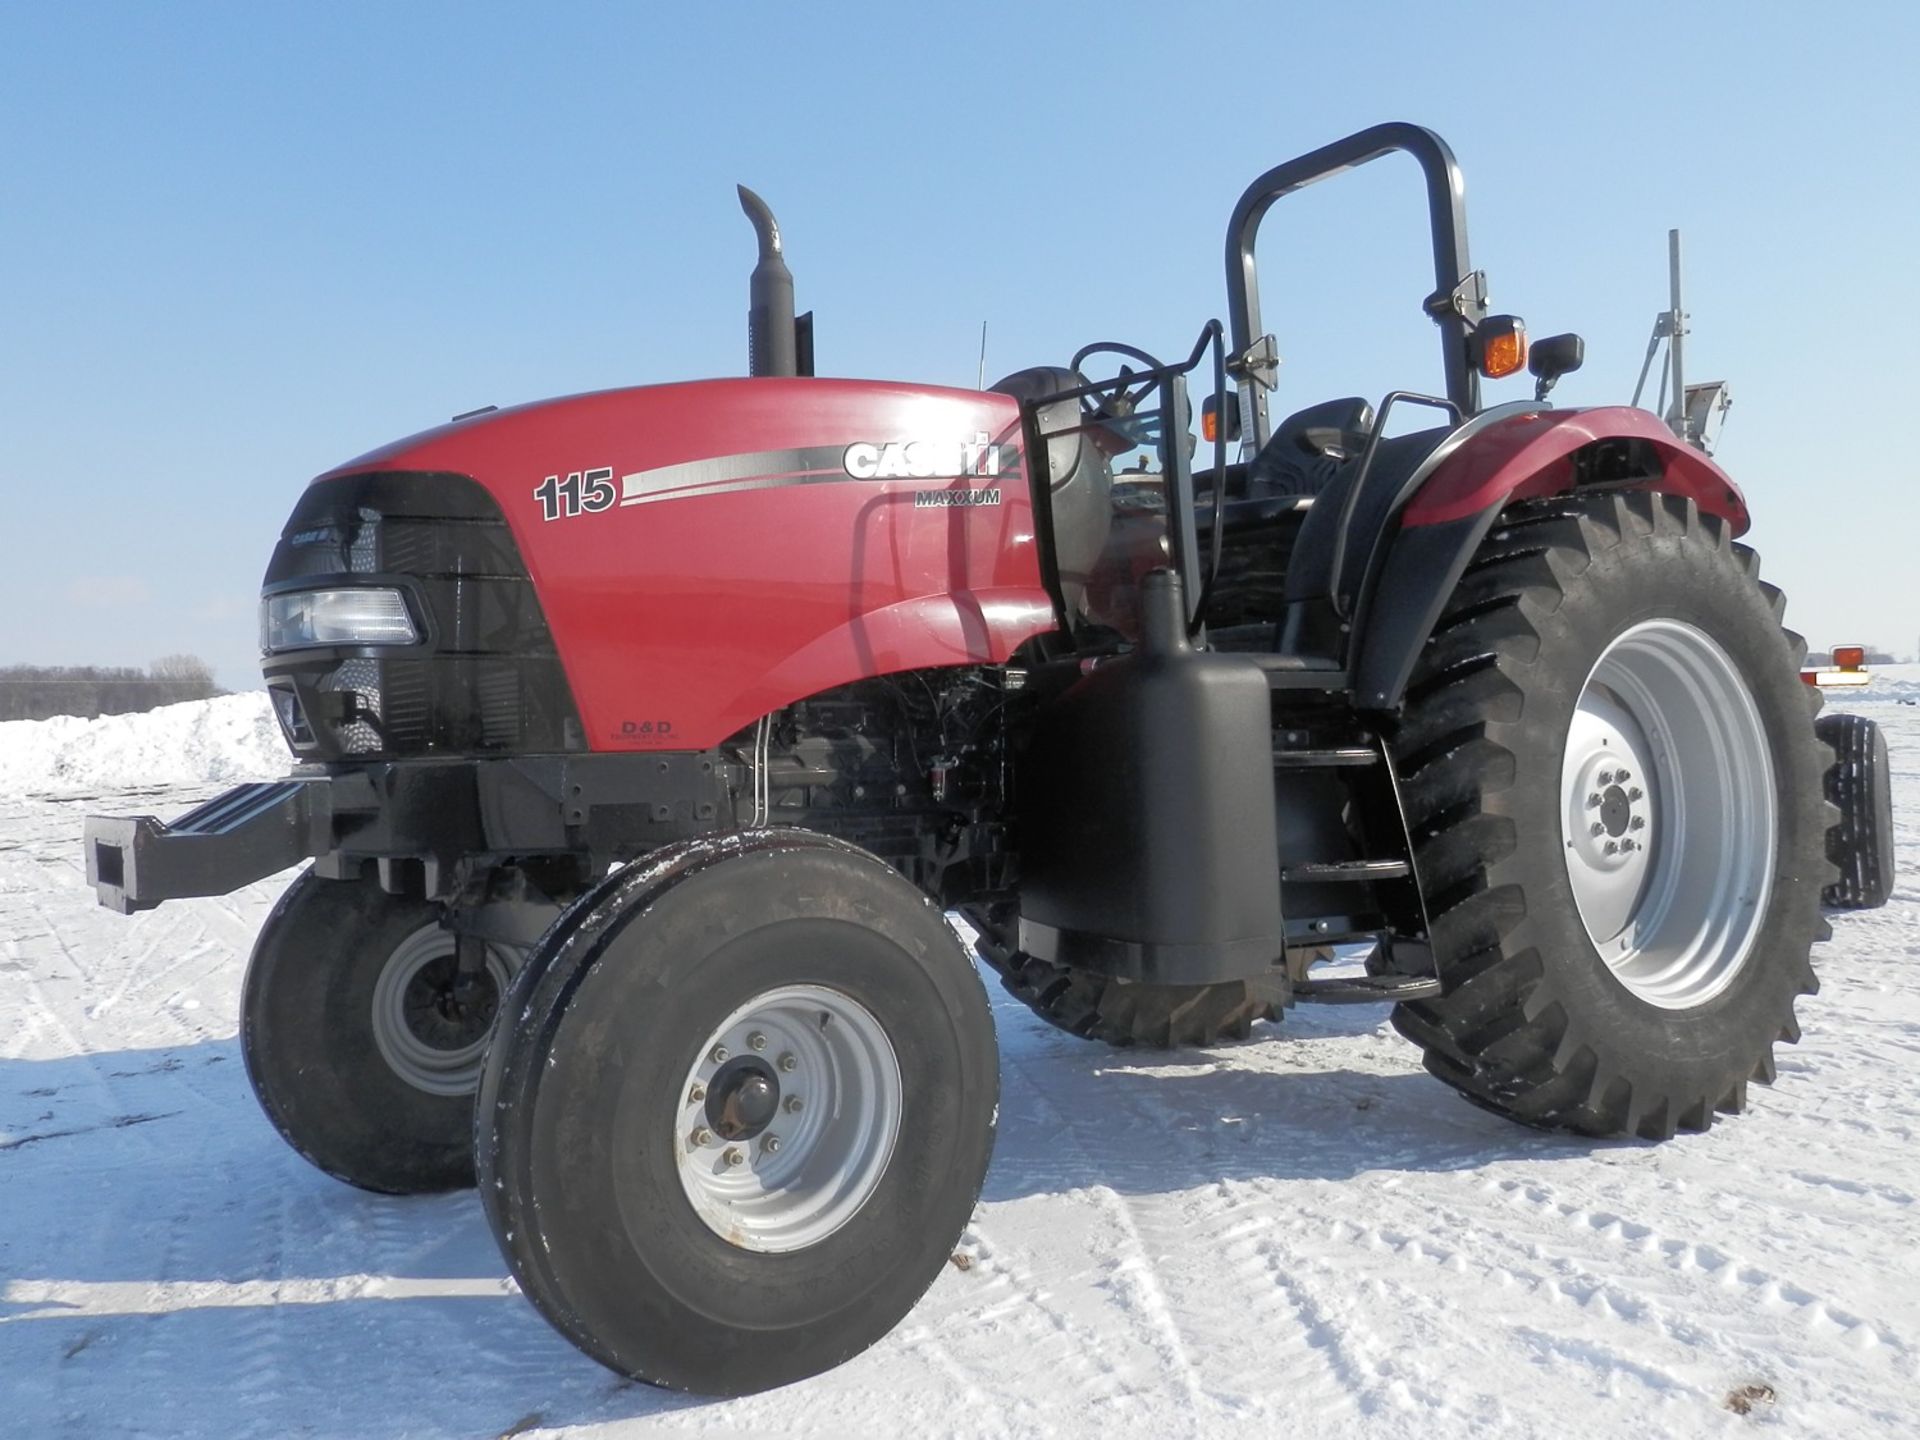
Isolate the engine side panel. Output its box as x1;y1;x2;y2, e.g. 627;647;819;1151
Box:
315;378;1055;751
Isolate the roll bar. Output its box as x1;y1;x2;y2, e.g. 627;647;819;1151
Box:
1224;122;1487;449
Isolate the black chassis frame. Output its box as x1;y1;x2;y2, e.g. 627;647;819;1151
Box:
85;753;740;916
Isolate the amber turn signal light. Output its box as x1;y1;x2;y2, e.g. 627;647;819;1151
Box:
1832;645;1866;670
1475;315;1528;380
1201;392;1239;445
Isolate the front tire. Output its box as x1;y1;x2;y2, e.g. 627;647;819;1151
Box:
241;869;515;1194
477;831;999;1395
1387;493;1830;1139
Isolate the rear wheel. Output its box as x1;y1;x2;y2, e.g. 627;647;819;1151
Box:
1816;711;1895;908
477;831;998;1395
242;869;518;1193
1386;493;1830;1139
969;910;1284;1047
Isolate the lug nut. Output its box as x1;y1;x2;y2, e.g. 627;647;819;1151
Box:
1604;841;1619;855
690;1127;712;1147
1621;839;1636;852
1590;822;1605;836
1616;768;1632;783
1629;816;1645;831
763;1135;782;1155
784;1095;803;1114
1598;770;1614;785
778;1053;797;1073
1628;787;1643;801
1587;793;1602;809
748;1031;768;1052
723;1147;744;1167
688;1083;706;1103
709;1044;729;1064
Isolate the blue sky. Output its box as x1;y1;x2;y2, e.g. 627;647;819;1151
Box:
3;3;1916;687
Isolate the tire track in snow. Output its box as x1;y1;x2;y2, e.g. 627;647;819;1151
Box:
998;1040;1224;1421
892;1218;1141;1422
1476;1172;1915;1361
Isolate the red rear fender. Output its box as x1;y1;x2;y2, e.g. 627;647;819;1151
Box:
1401;406;1749;534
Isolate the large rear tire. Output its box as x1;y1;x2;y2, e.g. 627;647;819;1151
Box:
971;918;1284;1048
1816;711;1895;908
1385;493;1830;1140
241;869;516;1193
477;831;999;1395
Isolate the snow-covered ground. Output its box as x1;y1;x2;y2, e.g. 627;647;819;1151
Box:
1;695;1915;1438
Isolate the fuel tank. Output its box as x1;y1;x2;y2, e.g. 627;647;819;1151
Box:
1014;570;1285;985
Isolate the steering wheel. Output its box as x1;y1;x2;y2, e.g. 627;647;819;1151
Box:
1069;340;1169;419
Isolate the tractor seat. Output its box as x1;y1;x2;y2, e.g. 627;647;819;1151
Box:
1247;396;1376;499
1196;396;1375;538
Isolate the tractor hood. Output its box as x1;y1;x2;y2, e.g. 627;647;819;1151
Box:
321;376;1021;494
281;376;1053;759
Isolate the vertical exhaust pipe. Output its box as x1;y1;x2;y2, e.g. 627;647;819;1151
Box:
737;185;797;378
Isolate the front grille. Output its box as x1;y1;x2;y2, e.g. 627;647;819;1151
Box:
261;472;585;762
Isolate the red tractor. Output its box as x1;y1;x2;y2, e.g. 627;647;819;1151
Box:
85;123;1890;1395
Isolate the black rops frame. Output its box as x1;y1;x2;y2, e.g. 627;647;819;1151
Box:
1225;122;1487;451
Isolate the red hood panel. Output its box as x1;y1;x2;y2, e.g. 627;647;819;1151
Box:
317;377;1056;750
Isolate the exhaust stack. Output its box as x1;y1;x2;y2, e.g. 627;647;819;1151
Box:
738;185;810;378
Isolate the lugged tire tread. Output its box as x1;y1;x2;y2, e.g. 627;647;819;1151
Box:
1386;491;1832;1140
969;916;1283;1050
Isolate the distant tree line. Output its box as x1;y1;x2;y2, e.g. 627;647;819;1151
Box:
0;655;222;722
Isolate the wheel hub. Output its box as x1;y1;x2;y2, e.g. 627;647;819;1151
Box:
674;984;902;1254
705;1057;780;1141
1559;619;1776;1010
402;956;501;1050
371;927;515;1097
1562;712;1657;944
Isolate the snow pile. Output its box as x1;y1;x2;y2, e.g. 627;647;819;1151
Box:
0;692;288;796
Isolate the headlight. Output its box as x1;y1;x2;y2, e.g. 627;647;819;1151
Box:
260;588;420;653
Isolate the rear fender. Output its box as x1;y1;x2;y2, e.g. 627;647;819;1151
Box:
1353;406;1748;711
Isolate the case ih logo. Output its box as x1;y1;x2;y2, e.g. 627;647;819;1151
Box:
842;434;1003;481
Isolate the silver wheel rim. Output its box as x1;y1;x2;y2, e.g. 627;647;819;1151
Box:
369;925;513;1097
1560;618;1776;1009
674;984;903;1254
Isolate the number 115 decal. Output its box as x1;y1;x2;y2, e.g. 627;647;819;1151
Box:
534;467;616;522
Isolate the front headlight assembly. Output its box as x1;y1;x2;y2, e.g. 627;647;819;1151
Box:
260;588;420;653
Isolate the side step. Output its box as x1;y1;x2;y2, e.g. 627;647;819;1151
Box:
1254;654;1350;691
1281;859;1411;883
1271;746;1377;768
1293;974;1441;1004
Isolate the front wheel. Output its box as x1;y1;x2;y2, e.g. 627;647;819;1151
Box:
477;831;999;1395
241;869;518;1193
1387;493;1831;1139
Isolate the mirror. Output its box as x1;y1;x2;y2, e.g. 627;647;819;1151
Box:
1529;332;1586;401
